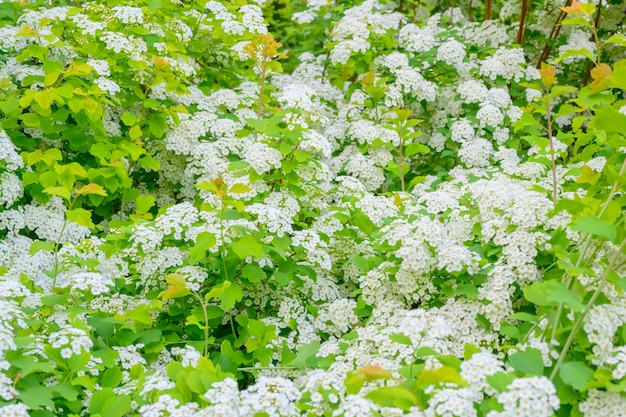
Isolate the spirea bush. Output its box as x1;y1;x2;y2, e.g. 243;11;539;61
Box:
0;0;626;416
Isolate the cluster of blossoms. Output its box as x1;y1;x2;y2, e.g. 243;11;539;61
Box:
0;0;625;415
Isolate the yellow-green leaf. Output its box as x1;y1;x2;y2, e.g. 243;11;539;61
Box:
44;186;71;201
66;208;95;228
34;90;54;110
76;183;107;197
129;125;142;140
229;183;251;194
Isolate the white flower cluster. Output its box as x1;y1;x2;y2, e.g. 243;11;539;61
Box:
584;303;626;365
315;298;359;336
0;130;24;171
113;344;147;370
48;326;93;359
111;6;143;24
0;403;29;417
239;376;301;416
486;377;559;417
579;389;626;417
329;0;405;65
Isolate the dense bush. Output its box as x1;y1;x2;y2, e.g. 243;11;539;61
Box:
0;0;625;416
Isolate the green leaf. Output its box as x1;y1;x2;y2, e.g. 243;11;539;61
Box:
136;194;155;213
286;340;320;369
560;17;592;27
89;388;131;417
29;240;55;255
365;386;419;410
101;366;124;388
554;48;595;64
34;90;54;109
189;232;216;260
591;106;626;134
524;280;585;311
121;112;141;126
390;333;413;345
44;186;71;201
205;281;231;302
416;365;468;387
345;365;394;394
404;142;430;157
66;208;95;228
241;264;265;283
354;213;375;234
11;355;55;377
487;372;516;392
21;112;40;127
229;183;251;194
220;282;242;310
76;183;107;196
18;386;55;410
509;312;539;323
559;361;594;391
570;216;617;242
158;273;191;300
129;125;142;140
507;348;544;375
232;235;264;259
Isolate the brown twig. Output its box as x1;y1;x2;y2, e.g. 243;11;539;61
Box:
517;0;529;45
537;0;574;68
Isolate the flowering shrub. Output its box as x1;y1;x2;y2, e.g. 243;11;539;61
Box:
1;0;626;416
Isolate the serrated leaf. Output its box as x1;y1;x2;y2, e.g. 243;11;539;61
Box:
404;142;430;157
390;333;413;345
507;348;544;375
89;388;131;417
158;273;191;300
229;183;251;194
589;63;612;91
76;183;107;196
121;112;140;126
205;281;230;302
554;48;595;65
136;194;155;213
44;186;71;201
129;124;142;140
18;386;55;410
560;361;593;390
29;240;55;255
66;208;95;228
571;216;617;242
34;90;54;109
189;232;216;260
365;386;419;410
232;235;264;259
416;365;468;387
286;340;320;369
524;280;585;311
220;282;242;310
241;264;265;283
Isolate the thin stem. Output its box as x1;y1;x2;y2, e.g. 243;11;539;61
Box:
546;97;558;205
548;157;626;345
399;132;405;193
550;238;626;381
257;61;268;119
468;0;473;21
517;0;529;45
486;0;492;20
220;200;229;282
192;291;210;356
450;0;455;25
537;0;573;68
